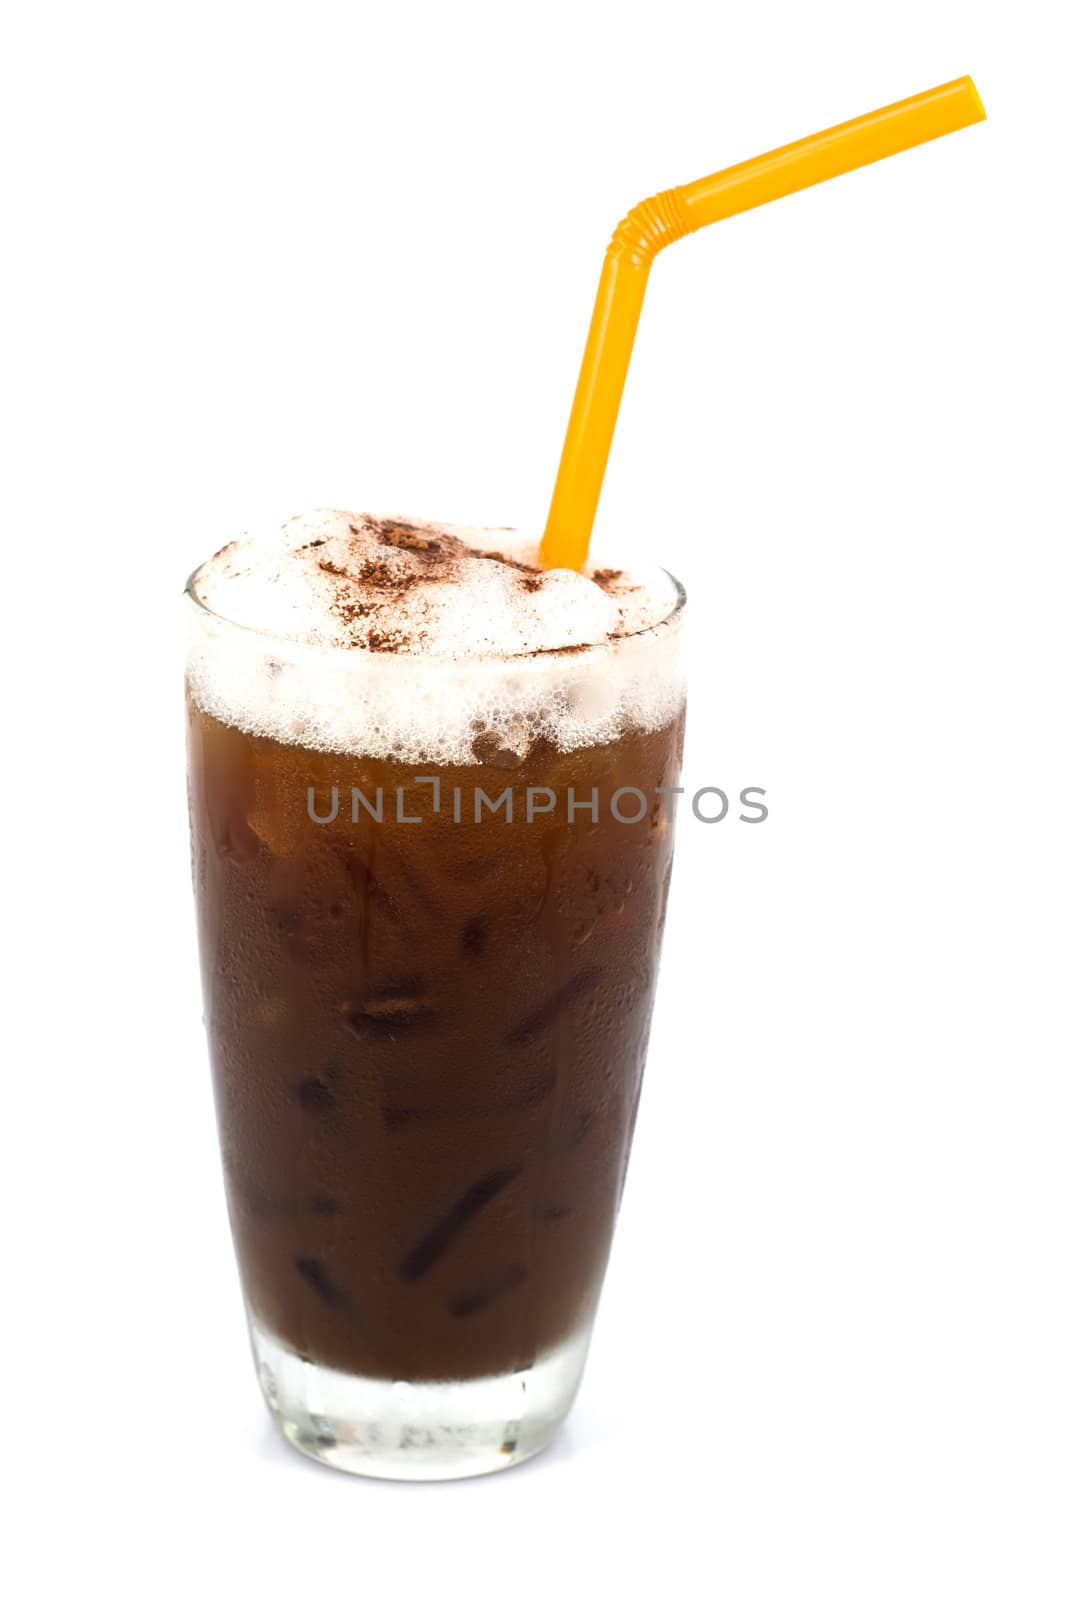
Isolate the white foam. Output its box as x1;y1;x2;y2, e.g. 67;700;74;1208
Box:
185;511;685;762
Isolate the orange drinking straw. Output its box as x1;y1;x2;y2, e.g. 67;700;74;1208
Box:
540;76;986;570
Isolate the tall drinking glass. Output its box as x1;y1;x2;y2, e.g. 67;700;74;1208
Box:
185;533;685;1479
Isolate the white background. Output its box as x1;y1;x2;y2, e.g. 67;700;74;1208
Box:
3;1;1064;1595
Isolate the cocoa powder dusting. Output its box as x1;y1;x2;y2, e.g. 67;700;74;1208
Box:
313;520;470;651
276;512;658;656
472;546;542;577
194;508;676;667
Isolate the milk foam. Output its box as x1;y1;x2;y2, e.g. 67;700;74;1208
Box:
185;511;685;763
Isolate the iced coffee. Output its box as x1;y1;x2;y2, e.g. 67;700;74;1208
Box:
186;509;685;1478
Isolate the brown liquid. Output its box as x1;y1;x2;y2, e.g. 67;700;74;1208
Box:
188;699;684;1382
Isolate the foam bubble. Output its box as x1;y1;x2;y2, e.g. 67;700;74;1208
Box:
185;511;685;763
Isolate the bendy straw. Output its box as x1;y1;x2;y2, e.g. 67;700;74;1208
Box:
540;76;985;571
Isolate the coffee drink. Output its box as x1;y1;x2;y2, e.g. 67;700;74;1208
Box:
186;510;685;1477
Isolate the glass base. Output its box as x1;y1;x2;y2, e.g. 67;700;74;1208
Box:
249;1317;592;1481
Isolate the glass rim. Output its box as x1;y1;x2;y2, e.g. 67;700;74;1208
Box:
183;557;686;667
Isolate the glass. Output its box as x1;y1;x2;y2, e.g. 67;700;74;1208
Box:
185;551;686;1479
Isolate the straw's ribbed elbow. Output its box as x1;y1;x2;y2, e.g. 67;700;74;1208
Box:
607;186;690;265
